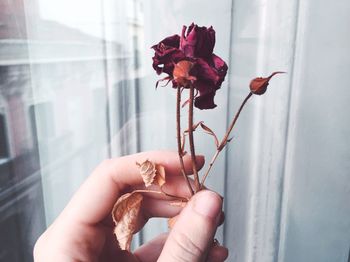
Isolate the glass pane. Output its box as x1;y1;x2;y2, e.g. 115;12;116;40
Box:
0;2;46;261
2;0;349;261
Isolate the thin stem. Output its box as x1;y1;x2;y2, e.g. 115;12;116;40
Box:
200;150;220;188
134;189;188;201
133;189;163;194
176;87;194;196
200;92;253;187
188;85;200;192
160;186;190;201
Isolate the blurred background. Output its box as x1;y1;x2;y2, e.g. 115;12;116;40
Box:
0;0;349;261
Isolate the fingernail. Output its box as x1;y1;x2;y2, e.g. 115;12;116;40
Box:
193;190;222;220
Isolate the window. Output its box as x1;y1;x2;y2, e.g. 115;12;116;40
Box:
1;0;350;261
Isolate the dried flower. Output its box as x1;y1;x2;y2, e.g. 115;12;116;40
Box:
249;71;285;95
151;23;228;110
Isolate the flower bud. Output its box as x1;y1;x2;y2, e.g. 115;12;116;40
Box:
249;71;285;95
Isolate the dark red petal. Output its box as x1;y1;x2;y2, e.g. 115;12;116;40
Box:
151;34;180;49
180;24;215;59
180;25;196;57
211;54;228;85
191;58;220;85
193;81;217;110
152;49;185;75
151;34;184;76
193;25;215;58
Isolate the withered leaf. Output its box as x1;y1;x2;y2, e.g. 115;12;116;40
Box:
168;201;187;229
136;160;166;188
199;122;219;148
154;164;166;187
112;192;143;251
168;215;179;229
169;200;187;207
136;160;157;187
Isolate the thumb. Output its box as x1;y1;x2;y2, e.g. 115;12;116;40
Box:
158;190;223;262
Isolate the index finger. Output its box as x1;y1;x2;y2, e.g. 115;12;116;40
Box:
59;151;205;225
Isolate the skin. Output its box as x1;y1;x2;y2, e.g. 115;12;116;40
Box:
33;151;229;262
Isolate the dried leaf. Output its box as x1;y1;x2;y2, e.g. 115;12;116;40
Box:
156;76;172;88
112;192;143;251
199;122;219;148
168;201;188;229
181;90;198;108
227;137;234;143
154;164;166;187
136;160;166;188
184;121;203;134
136;160;157;187
168;215;179;229
169;200;187;207
181;98;190;108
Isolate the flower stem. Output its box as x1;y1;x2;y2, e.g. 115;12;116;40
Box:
176;87;194;196
133;189;163;194
200;92;253;187
188;85;200;192
160;186;190;201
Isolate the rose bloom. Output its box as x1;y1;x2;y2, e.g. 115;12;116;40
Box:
151;23;228;110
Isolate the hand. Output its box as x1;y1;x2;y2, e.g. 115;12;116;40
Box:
33;151;228;262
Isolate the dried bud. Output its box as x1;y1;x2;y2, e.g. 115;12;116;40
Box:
249;71;285;95
173;60;197;88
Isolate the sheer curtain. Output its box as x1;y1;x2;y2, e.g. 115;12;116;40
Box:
0;0;349;261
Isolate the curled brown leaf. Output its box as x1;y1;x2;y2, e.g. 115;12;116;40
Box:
136;160;166;188
112;192;143;251
154;164;166;187
168;215;179;229
136;160;157;187
199;122;219;148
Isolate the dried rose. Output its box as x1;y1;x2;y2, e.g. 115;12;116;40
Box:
151;23;228;110
249;71;285;95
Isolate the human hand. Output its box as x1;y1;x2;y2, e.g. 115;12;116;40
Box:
33;151;228;262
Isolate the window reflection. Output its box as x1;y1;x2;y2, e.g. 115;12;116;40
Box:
0;58;45;262
1;0;144;260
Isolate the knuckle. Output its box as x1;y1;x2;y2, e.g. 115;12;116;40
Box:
99;158;113;169
95;158;114;175
170;231;204;261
